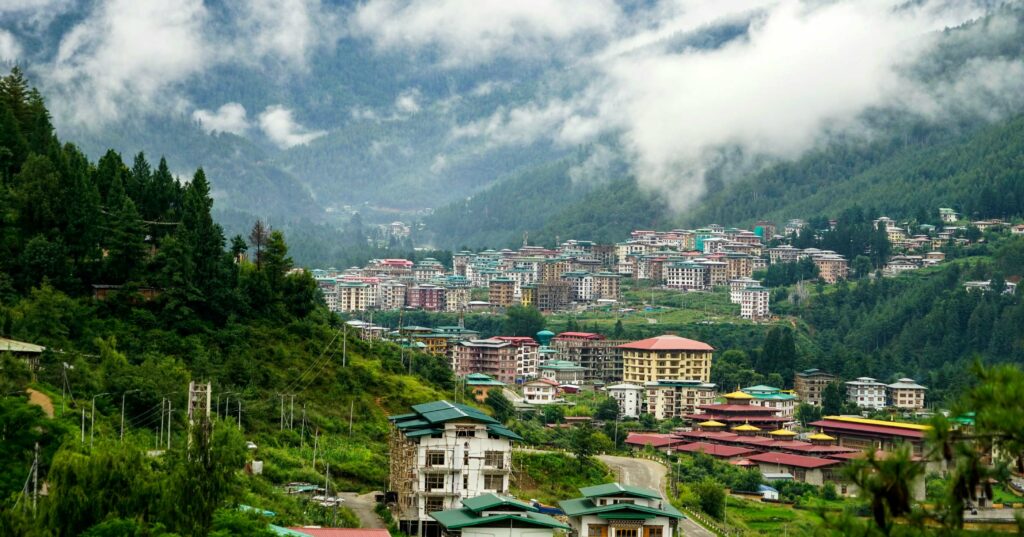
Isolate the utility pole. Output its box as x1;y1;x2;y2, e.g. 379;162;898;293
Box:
279;394;285;431
348;401;354;436
167;400;172;450
32;442;39;513
91;392;108;448
312;429;319;469
81;409;85;443
237;400;241;430
301;404;307;448
290;395;295;430
342;326;347;367
121;389;139;443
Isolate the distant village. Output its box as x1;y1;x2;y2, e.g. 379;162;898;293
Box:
313;209;1021;320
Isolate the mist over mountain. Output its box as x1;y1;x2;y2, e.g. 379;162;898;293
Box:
3;0;1024;259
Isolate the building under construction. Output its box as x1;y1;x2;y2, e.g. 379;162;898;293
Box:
387;400;522;537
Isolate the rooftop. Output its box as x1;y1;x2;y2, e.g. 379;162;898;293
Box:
745;452;842;469
618;334;714;352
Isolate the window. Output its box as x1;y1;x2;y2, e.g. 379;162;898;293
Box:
484;451;504;468
647;527;663;537
456;427;476;438
484;474;504;491
425;474;445;490
427;451;445;467
424;497;445;512
463;442;470;465
589;525;607;537
616;529;638;537
463;474;468;489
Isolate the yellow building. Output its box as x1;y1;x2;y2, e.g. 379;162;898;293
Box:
618;334;714;384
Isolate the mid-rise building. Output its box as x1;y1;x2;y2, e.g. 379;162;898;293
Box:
535;282;571;312
378;280;407;310
739;286;770;320
886;378;927;410
549;332;625;383
643;380;717;420
619;335;714;385
387;401;522;537
407;284;446;311
592;272;621;301
845;377;887;410
488;278;516;308
812;254;848;284
538;360;586;385
337;282;370;312
728;278;761;304
453;338;539;384
793;369;837;406
605;383;644;418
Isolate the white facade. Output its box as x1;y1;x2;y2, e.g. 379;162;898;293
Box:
523;379;560;404
605;383;643;418
887;378;927;410
846;377;887;410
378;281;406;310
729;278;761;304
740;286;770;320
337;283;370;312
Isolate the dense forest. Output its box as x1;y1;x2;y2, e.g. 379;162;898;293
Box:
0;68;458;536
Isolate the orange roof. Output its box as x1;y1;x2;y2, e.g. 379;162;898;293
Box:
618;335;714;351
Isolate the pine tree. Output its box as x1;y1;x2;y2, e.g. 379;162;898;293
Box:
104;198;148;283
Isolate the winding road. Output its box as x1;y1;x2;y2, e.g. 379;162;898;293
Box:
596;455;716;537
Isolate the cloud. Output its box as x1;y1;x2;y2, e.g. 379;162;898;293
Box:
0;29;20;60
351;0;621;66
450;0;1008;210
41;0;208;126
192;102;250;135
395;88;421;114
430;154;448;174
258;105;327;149
231;0;341;65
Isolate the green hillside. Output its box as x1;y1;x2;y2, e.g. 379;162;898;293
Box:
0;68;458;535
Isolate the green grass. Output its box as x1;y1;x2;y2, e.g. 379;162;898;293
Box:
511;452;614;505
722;496;828;535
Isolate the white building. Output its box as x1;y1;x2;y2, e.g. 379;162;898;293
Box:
523;378;561;405
845;377;887;410
337;282;370;312
739;286;770;320
388;401;522;536
605;383;644;419
378;281;407;310
729;278;761;304
560;483;682;537
886;378;927;410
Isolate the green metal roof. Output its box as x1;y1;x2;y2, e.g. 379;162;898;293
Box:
597;512;655;520
389;400;522;440
404;428;443;437
578;483;662;500
269;525;312;536
466;373;506;386
488;424;524;441
462;493;536;513
430;509;568;530
558;498;682;520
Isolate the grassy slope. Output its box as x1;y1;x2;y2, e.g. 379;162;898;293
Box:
511;452;614;505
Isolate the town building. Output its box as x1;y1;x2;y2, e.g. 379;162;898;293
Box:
811;254;848;284
549;332;626;383
559;483;682;537
810;415;930;456
430;493;569;537
793;369;837;406
453;338;540;384
741;385;797;419
465;373;506;403
683;390;787;429
728;278;761;304
886;378;927;410
387;401;523;536
535;282;571;312
488;278;516;308
605;383;644;419
337;282;370;312
744;452;843;486
739;286;770;320
845;377;887;410
939;207;959;223
538;360;587;385
619;335;714;385
407;284;446;312
592;272;621;301
523;378;561;405
643;380;717;420
379;281;407;310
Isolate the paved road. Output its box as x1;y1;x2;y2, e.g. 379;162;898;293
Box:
596;455;715;537
337;491;385;528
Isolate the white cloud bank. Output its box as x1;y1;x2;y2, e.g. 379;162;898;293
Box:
0;29;20;60
192;102;250;135
350;0;622;66
258;105;327;149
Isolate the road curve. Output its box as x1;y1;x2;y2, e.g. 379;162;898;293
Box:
596;455;716;537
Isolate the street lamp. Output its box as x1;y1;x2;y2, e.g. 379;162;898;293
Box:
91;392;110;448
120;389;141;443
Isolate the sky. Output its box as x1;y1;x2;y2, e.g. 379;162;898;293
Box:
2;0;1022;209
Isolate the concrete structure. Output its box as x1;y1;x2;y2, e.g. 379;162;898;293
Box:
619;335;714;385
453;338;540;384
523;378;561;405
430;493;569;537
465;373;506;403
338;282;370;312
550;332;626;384
812;254;848;284
810;415;930;456
793;369;837;406
739;286;770;320
886;378;927;410
592;272;622;301
538;360;586;385
845;377;887;410
728;278;761;304
488;279;516;308
387;401;523;537
559;483;682;537
535;282;571;312
741;385;797;419
605;383;644;419
643;380;717;420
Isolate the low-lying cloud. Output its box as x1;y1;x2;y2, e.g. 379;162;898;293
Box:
258;105;327;149
193;102;250;135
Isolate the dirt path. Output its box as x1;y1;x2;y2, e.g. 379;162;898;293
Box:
26;388;54;418
337;491;385;528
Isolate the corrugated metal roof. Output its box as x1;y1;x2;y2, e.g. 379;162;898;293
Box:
0;337;45;353
617;335;713;351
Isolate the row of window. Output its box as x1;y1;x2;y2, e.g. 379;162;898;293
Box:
424;474;505;491
427;450;505;467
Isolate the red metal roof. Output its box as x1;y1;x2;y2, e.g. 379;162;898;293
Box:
618;335;714;351
554;332;605;340
809;419;926;439
625;433;688;448
289;529;391;537
676;442;757;458
746;452;842;469
684;413;786;423
494;336;539;347
695;404;777;413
